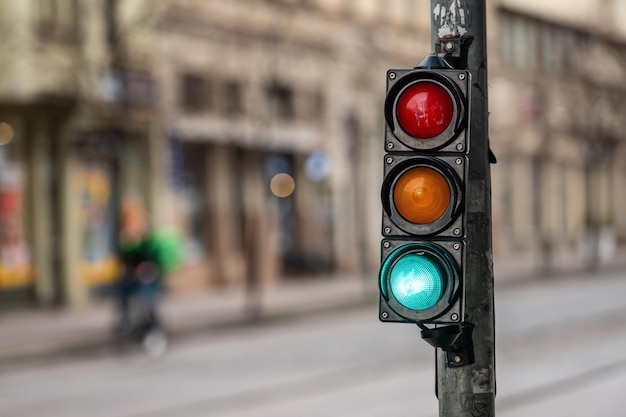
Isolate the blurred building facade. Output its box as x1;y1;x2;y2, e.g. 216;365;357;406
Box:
156;0;432;291
0;1;161;305
1;0;626;306
489;0;626;270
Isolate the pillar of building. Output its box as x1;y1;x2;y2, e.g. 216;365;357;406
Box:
207;145;246;285
61;123;89;305
240;150;278;285
28;115;55;305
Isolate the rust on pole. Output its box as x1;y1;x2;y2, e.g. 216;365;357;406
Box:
430;1;496;416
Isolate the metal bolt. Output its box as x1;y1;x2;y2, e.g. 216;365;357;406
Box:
389;72;396;80
451;313;459;321
453;228;461;236
381;312;389;319
383;241;390;248
386;142;394;150
455;158;463;165
384;227;391;234
444;41;455;53
453;243;461;250
453;355;462;363
459;73;466;81
456;143;464;151
386;157;393;164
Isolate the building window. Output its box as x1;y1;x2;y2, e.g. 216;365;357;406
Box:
266;81;294;121
299;90;325;121
180;74;211;113
37;0;79;43
500;10;548;70
511;14;533;68
175;141;208;259
221;81;244;117
309;90;325;120
499;9;595;77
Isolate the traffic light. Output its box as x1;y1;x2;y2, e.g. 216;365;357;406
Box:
379;62;470;328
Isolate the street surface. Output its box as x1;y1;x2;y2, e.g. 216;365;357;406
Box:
2;269;626;417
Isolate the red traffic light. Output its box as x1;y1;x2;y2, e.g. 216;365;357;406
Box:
385;69;469;152
396;82;454;139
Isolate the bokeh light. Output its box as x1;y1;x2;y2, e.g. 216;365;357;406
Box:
0;122;14;146
270;173;295;198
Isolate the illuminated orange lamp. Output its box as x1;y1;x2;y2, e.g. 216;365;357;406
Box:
393;167;451;225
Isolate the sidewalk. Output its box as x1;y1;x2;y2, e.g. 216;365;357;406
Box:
1;249;625;367
0;275;376;367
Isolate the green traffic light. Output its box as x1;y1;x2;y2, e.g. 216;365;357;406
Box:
381;244;449;312
389;253;444;310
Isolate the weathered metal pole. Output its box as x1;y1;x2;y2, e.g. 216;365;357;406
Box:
430;1;496;416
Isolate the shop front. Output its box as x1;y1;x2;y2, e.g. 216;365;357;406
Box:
74;130;154;298
0;119;34;297
167;139;335;291
75;134;121;290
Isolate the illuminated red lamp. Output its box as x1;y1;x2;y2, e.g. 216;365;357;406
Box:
396;81;455;140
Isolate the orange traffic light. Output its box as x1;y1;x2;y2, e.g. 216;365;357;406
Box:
393;166;451;225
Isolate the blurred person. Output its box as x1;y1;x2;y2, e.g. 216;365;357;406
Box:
114;198;179;355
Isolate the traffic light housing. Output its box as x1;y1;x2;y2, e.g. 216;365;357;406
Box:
379;64;470;328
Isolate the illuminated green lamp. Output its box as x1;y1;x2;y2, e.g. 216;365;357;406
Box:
389;253;444;310
380;243;451;314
